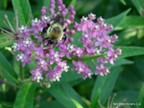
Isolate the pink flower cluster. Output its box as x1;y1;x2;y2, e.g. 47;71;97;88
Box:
11;0;121;82
75;15;121;76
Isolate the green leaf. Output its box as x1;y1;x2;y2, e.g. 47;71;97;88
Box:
0;33;15;49
106;9;131;29
120;0;126;5
12;57;21;75
39;101;65;108
130;0;144;16
0;11;14;29
61;71;82;83
115;90;139;103
138;83;144;108
134;56;144;79
70;0;77;6
12;0;33;25
0;101;13;108
112;59;133;67
43;0;50;8
119;46;144;58
117;16;144;29
14;82;38;108
91;66;122;108
48;83;88;108
0;40;14;49
0;0;8;9
0;52;18;85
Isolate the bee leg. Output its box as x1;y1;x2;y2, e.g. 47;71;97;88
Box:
42;23;50;34
43;37;49;47
63;35;67;41
63;28;66;32
62;28;68;43
62;35;67;43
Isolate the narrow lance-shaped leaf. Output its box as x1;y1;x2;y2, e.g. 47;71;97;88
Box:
117;16;144;29
120;0;126;5
137;83;144;108
0;101;13;108
70;0;77;6
0;0;8;9
0;10;14;28
91;66;122;108
0;33;15;49
106;8;131;29
119;46;144;58
39;101;65;108
12;0;33;25
130;0;144;16
14;82;38;108
48;83;88;108
0;52;18;84
111;59;133;68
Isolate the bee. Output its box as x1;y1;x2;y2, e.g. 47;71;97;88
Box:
42;14;66;48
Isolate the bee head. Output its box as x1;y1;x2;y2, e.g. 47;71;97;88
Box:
53;14;64;26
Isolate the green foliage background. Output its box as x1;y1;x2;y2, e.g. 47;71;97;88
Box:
0;0;144;108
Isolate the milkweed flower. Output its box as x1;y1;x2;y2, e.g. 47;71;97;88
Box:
3;0;121;83
74;14;121;76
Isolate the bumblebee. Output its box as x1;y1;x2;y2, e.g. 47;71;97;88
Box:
42;14;66;48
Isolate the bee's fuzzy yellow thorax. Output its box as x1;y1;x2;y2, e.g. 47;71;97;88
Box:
47;23;63;41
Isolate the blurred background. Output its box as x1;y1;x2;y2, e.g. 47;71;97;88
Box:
0;0;144;108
